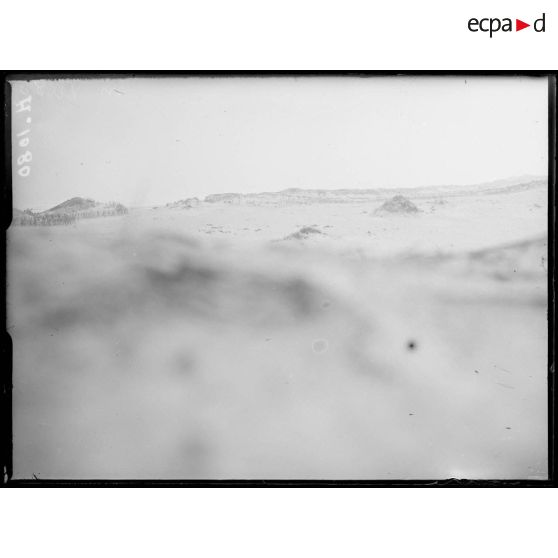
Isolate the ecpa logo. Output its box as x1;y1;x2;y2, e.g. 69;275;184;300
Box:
468;13;546;37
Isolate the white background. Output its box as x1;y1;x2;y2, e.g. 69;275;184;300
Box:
0;0;556;69
1;489;557;556
1;1;555;557
0;488;556;558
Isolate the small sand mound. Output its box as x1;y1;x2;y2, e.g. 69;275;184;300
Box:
375;195;419;214
166;197;201;209
283;226;324;241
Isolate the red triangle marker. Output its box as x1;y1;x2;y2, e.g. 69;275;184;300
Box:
516;19;530;31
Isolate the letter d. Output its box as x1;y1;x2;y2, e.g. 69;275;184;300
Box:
534;13;545;32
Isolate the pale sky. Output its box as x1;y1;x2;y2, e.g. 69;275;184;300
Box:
10;76;548;210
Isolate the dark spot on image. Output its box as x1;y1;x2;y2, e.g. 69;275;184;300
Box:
407;340;417;351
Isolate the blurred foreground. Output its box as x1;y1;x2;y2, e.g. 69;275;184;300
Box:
8;182;548;479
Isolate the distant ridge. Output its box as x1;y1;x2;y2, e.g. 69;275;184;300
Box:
13;197;128;226
196;177;546;206
47;197;96;213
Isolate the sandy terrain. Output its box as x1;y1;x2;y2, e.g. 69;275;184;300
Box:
8;179;548;479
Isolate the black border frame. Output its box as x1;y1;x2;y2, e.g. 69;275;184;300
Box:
1;70;556;488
